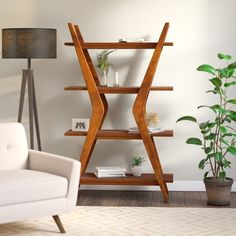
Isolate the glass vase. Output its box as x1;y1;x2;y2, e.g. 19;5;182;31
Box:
100;67;109;86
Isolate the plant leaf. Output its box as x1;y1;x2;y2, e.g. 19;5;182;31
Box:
176;116;197;123
186;137;202;145
197;64;217;75
204;171;210;179
227;146;236;155
199;121;209;130
228;62;236;69
198;159;207;169
222;133;233;138
207;122;216;129
218;53;232;60
209;77;222;87
207;153;216;159
224;81;236;87
215;152;223;162
201;128;211;135
229;111;236;122
205;147;213;154
217;68;234;78
221;139;229;146
205;89;217;94
227;99;236;104
198;104;224;114
220;126;227;133
205;133;216;140
223;160;231;168
219;171;226;180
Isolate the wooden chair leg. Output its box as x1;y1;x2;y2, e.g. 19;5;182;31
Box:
52;215;65;233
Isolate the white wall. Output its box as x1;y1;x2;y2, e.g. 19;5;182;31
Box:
0;0;236;185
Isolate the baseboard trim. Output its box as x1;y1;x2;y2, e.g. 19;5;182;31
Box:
80;181;236;192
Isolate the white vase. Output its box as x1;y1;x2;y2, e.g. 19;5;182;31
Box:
131;166;142;177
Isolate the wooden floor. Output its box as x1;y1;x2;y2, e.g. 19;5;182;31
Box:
78;190;236;208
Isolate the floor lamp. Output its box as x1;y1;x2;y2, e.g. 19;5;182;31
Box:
2;28;56;150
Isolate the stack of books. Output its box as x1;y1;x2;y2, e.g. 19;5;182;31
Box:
128;126;163;133
94;167;126;178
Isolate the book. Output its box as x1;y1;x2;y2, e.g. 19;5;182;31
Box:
94;166;126;178
128;126;163;133
94;171;126;178
95;167;126;173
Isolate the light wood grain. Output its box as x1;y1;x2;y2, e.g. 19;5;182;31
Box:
65;86;173;93
64;42;173;48
80;173;173;185
64;129;173;139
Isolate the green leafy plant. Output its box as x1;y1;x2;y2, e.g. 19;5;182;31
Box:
129;156;145;168
177;53;236;181
96;50;115;72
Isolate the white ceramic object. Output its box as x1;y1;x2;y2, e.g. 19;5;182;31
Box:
131;166;142;177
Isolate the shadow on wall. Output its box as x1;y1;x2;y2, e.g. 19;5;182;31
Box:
0;58;26;122
0;76;21;122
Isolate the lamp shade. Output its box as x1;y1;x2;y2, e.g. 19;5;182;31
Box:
2;28;56;59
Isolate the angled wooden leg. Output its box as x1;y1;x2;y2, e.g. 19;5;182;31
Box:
68;23;107;174
133;23;171;202
74;24;109;129
80;98;108;173
80;108;104;173
133;112;169;202
53;215;65;233
151;137;169;196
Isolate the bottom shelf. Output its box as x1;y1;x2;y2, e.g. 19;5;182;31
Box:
80;173;173;185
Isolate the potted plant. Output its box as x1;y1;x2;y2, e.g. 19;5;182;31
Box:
130;155;145;177
96;49;115;86
177;53;236;205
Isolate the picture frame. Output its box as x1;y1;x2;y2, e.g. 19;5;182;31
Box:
72;118;89;131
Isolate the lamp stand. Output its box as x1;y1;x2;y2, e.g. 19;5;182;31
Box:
18;58;41;150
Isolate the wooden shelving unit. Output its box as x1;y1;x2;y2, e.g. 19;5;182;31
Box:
65;22;174;202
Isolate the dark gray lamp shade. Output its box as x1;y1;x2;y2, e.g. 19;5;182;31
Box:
2;28;56;59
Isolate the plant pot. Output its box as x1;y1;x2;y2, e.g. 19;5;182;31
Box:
204;177;233;206
131;166;142;177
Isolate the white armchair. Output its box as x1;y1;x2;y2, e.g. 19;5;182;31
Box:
0;123;81;233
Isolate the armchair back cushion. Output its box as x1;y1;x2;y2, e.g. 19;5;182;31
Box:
0;123;28;170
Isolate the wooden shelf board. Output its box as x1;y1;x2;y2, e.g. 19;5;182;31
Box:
65;86;173;93
80;173;173;185
65;129;173;139
64;42;173;49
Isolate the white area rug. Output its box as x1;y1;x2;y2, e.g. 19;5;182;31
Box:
0;206;236;236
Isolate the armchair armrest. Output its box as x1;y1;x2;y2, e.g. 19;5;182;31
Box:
28;150;81;210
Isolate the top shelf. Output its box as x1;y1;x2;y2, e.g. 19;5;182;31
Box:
64;42;173;49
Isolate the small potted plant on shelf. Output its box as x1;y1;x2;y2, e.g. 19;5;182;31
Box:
96;49;115;86
130;155;145;177
177;53;236;206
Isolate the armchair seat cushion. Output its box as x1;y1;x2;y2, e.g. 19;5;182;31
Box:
0;169;68;206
